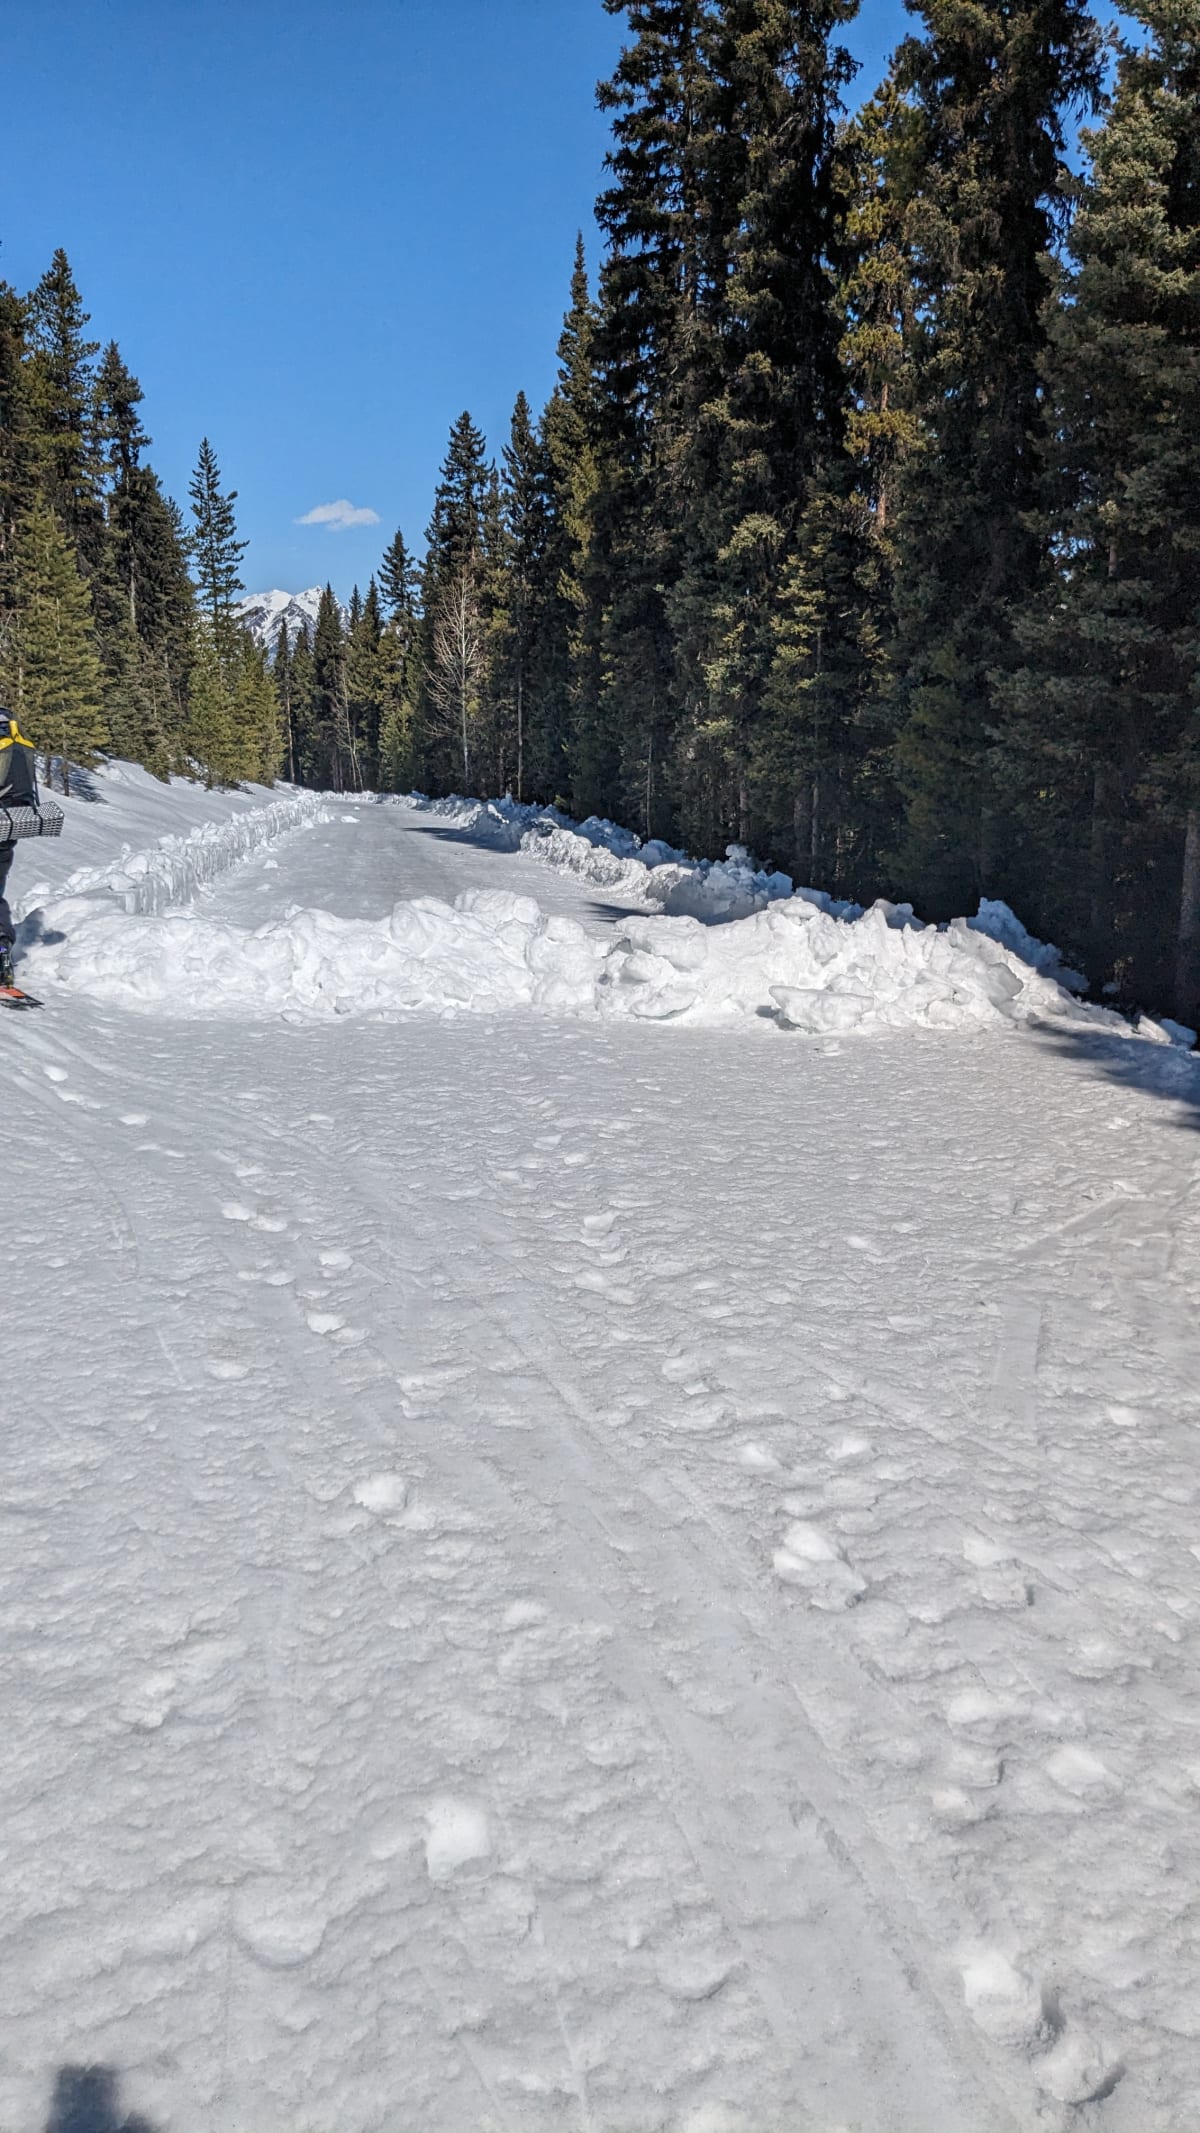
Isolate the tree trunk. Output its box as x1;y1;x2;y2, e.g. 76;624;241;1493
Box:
793;784;811;880
1088;763;1110;967
516;666;524;803
1175;806;1200;1025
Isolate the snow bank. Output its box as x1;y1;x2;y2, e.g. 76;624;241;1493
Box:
11;758;320;906
26;876;1158;1043
402;794;802;923
966;898;1086;993
24;792;325;923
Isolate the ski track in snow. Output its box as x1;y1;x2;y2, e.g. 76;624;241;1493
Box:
1;800;1199;2131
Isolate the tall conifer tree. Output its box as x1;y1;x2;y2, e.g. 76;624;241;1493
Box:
889;0;1103;912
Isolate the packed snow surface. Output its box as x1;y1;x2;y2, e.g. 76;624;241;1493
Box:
2;779;1200;2133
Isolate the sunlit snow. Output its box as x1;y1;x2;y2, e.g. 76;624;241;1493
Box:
1;768;1197;2133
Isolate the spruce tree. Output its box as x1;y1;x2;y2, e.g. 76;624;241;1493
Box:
347;578;385;789
888;0;1103;913
671;0;859;856
188;438;247;659
423;412;490;593
540;238;602;807
585;2;713;831
188;619;239;788
1003;0;1200;1017
313;585;351;789
380;527;420;622
497;392;549;801
25;250;103;566
0;285;38;612
231;631;281;785
420;414;492;790
3;499;107;789
288;621;318;784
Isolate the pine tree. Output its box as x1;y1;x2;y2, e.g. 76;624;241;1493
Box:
379;526;420;622
312;585;351;789
25;250;103;565
231;630;281;785
888;0;1104;913
288;621;318;784
670;0;859;856
584;2;714;831
496;392;548;801
188;438;247;660
347;578;385;789
1002;0;1200;1017
187;618;239;788
423;412;490;594
540;238;602;807
3;499;107;789
0;285;39;614
836;73;922;538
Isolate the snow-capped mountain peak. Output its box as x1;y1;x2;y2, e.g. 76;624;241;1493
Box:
236;587;347;651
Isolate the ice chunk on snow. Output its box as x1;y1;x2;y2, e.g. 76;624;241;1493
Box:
423;1797;491;1880
773;1521;867;1609
960;1947;1045;2047
1035;2028;1123;2104
351;1473;408;1517
967;898;1087;991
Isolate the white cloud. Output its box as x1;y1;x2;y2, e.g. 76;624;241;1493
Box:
295;498;381;532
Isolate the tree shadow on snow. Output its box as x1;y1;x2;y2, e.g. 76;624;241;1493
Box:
394;819;646;927
43;2066;159;2133
39;761;104;803
1032;1021;1200;1129
396;819;516;854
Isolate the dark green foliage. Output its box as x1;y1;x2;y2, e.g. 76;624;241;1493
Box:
1001;0;1200;1018
887;0;1104;912
188;438;247;652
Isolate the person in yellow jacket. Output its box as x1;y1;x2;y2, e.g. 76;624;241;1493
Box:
0;709;39;989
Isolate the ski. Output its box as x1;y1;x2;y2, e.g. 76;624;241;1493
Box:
0;986;42;1011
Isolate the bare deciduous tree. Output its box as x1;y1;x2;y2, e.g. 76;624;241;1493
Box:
428;569;484;790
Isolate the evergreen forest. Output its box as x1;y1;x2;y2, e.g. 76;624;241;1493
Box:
3;0;1199;1022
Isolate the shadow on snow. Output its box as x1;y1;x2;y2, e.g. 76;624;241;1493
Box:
1033;1021;1200;1128
43;2066;158;2133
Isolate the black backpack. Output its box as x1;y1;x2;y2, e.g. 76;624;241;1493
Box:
0;720;37;810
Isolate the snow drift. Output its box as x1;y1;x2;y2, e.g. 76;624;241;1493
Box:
25;875;1174;1043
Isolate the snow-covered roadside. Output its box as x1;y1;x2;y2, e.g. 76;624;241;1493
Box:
7;761;326;957
11;759;322;903
400;790;841;923
403;792;1100;993
22;805;1190;1049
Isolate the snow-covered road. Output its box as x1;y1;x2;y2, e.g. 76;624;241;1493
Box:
2;797;1198;2133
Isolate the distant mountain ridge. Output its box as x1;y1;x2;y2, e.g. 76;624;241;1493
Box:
236;588;349;652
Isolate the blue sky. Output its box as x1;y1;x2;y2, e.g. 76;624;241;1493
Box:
4;2;939;597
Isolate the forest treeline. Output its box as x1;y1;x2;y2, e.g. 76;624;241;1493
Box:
2;0;1199;1018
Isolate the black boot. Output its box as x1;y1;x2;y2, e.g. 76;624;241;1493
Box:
0;947;15;989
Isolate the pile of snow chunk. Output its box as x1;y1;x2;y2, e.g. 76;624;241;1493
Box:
966;898;1086;993
27;876;1167;1042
